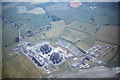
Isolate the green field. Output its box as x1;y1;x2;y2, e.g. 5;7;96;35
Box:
76;25;119;50
22;33;46;46
2;21;19;63
3;54;47;78
60;28;88;43
2;7;18;18
45;20;66;38
67;21;98;34
2;3;53;36
2;23;18;47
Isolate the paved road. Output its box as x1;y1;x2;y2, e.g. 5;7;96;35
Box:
53;66;120;78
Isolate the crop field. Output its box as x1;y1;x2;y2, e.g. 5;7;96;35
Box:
93;26;118;45
17;6;27;14
94;7;118;26
2;20;19;63
24;7;45;14
60;27;88;43
9;13;53;27
3;3;53;36
2;2;19;10
2;23;19;47
17;2;37;11
93;41;118;66
44;2;70;13
2;54;47;78
7;13;53;36
45;2;93;24
2;43;18;62
22;33;46;46
33;2;55;8
106;53;119;67
2;7;18;19
93;40;117;48
79;25;119;49
67;21;98;34
100;51;116;64
76;41;91;51
45;20;66;38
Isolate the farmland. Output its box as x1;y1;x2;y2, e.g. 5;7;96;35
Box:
60;27;88;43
45;20;66;38
2;2;119;78
3;54;46;78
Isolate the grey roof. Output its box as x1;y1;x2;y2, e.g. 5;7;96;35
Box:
68;46;81;54
56;40;71;48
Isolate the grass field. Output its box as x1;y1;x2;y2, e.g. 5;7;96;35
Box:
100;51;116;64
2;54;47;78
45;2;91;24
45;20;66;38
60;28;88;43
2;7;18;18
24;7;45;14
2;23;19;47
67;21;98;34
76;41;91;51
7;13;53;36
93;26;118;45
2;2;19;10
94;7;118;26
79;25;119;50
22;33;46;46
93;41;119;67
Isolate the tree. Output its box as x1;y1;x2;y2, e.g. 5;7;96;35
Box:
15;37;19;43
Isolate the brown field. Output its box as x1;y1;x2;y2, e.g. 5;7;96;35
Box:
94;26;118;45
2;53;47;78
69;0;83;8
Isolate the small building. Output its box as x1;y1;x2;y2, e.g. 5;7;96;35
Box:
71;63;78;68
32;57;45;67
44;65;50;70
